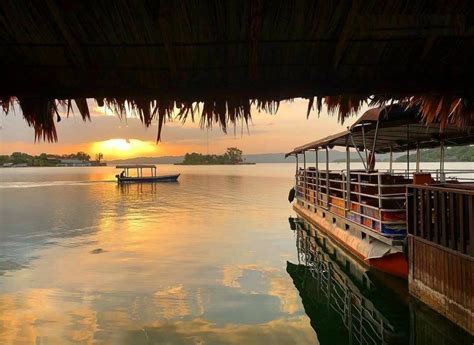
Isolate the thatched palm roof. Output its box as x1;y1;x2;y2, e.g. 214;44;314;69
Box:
0;0;473;141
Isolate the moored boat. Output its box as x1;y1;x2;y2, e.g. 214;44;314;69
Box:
286;105;474;279
115;164;180;184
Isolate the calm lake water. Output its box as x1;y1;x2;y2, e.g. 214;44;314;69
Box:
0;163;472;344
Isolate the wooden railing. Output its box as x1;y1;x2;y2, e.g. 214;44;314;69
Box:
295;169;408;236
407;184;474;256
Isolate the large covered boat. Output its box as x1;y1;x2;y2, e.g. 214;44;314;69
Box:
286;105;474;279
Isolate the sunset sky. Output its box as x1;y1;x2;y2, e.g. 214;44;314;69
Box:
0;99;363;160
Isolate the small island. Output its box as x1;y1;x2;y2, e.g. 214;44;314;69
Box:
175;147;256;165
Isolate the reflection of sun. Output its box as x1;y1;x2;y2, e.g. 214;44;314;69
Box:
91;139;158;159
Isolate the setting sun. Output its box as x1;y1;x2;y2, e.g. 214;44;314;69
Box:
91;139;158;159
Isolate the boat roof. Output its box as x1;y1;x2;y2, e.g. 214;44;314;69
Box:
286;104;474;156
116;164;156;169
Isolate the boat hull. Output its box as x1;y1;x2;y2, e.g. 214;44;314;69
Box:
294;201;408;279
117;174;180;184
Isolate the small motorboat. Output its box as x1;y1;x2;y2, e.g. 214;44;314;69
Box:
115;164;180;184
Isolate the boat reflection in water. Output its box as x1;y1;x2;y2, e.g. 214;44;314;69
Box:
287;217;472;345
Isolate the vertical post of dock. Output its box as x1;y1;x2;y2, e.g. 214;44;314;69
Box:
440;140;445;183
303;151;307;203
315;149;319;206
377;173;383;231
346;141;351;215
406;123;410;179
295;154;299;189
326;147;330;209
389;146;393;173
416;143;420;173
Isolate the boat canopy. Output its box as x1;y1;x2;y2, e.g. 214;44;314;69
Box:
286;104;474;157
116;164;156;169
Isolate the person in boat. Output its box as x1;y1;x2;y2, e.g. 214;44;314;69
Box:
120;170;125;178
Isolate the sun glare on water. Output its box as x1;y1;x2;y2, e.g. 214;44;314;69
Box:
91;139;158;159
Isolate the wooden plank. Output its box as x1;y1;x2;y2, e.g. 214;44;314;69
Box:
440;191;447;247
440;247;446;296
412;188;418;236
433;190;439;245
449;192;456;250
425;189;431;241
409;236;415;280
458;194;465;254
407;187;413;235
468;195;474;256
420;190;425;239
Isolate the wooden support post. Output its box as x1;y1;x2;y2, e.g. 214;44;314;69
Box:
412;188;418;236
346;142;351;213
458;194;465;253
315;149;319;206
433;190;439;244
468;195;474;256
377;173;383;230
406;123;410;179
449;192;455;250
416;144;420;173
440;140;446;183
440;191;447;247
389;146;393;173
303;151;307;202
295;154;299;190
326;147;330;208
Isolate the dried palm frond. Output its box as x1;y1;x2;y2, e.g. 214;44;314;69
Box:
4;93;474;143
0;97;16;114
324;95;366;122
17;98;58;142
74;99;91;121
407;95;474;129
306;96;324;118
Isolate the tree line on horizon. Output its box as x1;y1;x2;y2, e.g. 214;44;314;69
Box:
0;152;103;166
395;145;474;162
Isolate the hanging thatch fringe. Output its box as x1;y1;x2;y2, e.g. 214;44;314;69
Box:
2;95;472;142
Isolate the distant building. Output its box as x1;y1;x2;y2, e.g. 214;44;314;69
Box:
57;159;91;167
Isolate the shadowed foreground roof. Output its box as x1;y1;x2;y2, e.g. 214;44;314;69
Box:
1;0;473;141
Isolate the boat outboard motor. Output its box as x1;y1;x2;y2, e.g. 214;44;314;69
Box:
288;187;295;203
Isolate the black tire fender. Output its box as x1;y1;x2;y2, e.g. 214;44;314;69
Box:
288;187;295;203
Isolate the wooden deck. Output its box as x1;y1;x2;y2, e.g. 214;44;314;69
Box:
407;184;474;335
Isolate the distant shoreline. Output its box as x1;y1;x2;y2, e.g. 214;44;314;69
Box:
174;162;256;166
0;164;108;168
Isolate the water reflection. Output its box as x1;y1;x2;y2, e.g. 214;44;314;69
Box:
287;217;473;345
0;167;316;344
